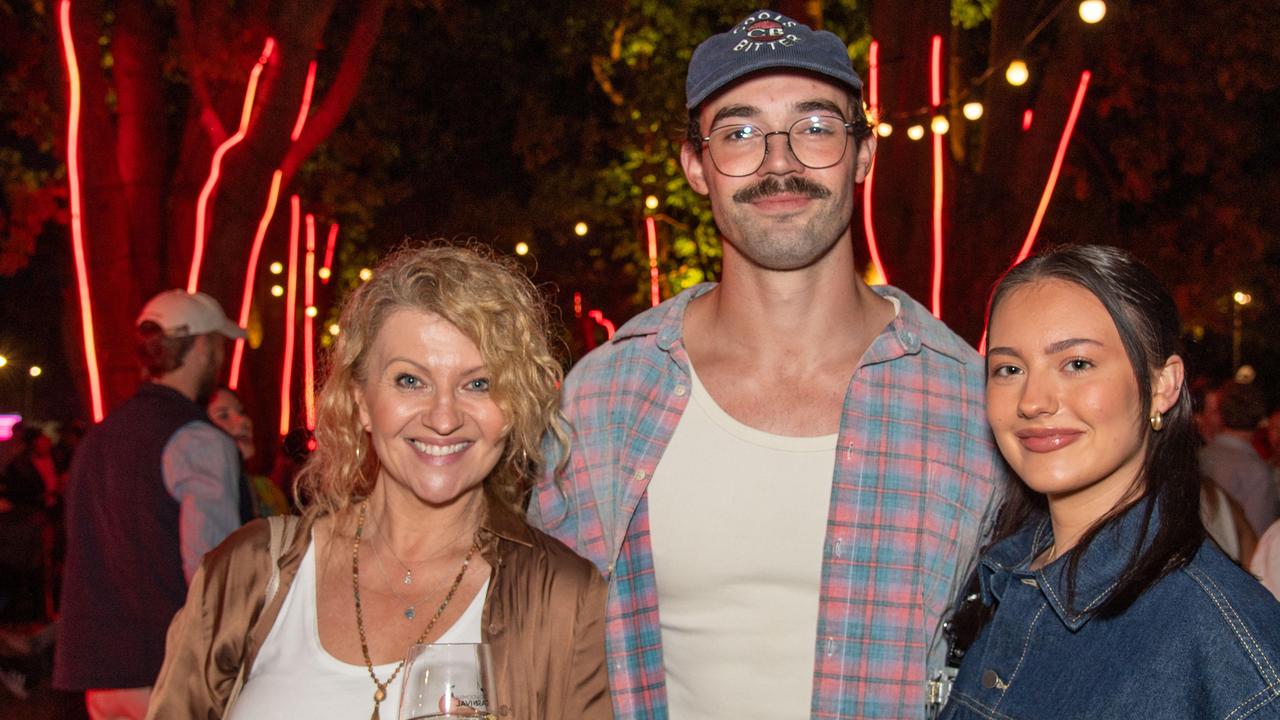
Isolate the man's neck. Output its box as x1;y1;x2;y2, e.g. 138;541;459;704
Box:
152;372;199;402
687;237;891;366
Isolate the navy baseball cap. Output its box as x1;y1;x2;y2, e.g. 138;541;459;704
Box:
686;10;863;110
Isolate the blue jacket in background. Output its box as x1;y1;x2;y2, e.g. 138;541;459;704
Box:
940;499;1280;719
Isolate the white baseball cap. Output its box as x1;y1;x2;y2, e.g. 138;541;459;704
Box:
136;289;246;339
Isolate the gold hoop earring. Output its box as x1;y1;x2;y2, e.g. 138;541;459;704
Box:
1149;411;1164;432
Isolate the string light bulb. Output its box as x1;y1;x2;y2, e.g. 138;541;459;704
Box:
930;115;950;135
0;356;7;368
270;284;284;297
317;267;331;280
906;124;925;141
1006;60;1030;87
876;122;893;137
358;268;373;282
304;305;318;318
328;323;341;336
645;195;660;210
962;102;984;121
29;366;42;378
269;261;283;275
515;242;530;256
1078;0;1107;24
574;222;589;237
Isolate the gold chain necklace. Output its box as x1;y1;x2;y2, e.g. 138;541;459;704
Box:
351;500;479;720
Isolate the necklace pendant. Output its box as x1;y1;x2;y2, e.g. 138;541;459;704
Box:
403;570;412;585
405;606;416;620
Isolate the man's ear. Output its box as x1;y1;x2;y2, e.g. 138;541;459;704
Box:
854;134;877;184
1152;354;1185;416
681;141;710;196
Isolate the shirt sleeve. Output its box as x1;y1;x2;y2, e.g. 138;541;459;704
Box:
162;421;242;582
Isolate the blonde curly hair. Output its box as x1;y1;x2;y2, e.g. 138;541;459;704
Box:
295;243;568;519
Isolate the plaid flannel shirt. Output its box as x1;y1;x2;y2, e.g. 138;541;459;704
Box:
530;283;1004;719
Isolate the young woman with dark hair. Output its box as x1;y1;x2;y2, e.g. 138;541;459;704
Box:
938;245;1280;719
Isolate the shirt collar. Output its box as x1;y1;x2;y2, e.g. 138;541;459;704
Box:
979;497;1158;631
609;282;976;366
475;492;535;571
864;285;975;366
609;283;714;352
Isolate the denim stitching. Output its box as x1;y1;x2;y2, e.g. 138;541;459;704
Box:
951;689;1021;720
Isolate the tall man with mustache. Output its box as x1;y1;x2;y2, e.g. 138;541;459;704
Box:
531;10;1004;719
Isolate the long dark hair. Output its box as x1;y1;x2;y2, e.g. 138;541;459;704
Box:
985;244;1201;617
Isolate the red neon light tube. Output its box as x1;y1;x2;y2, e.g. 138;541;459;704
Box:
187;37;276;293
303;214;317;431
645;216;660;307
862;39;888;285
58;0;104;422
228;169;284;389
321;222;339;283
588;310;616;339
279;196;301;436
1013;71;1092;265
930;35;945;318
291;61;317;141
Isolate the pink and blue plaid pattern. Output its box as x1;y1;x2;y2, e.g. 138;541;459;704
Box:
530;284;1004;719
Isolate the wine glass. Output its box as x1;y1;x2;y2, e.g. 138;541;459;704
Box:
397;642;497;719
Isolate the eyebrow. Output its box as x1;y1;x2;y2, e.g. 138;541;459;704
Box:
384;357;488;377
1044;337;1103;354
795;99;846;118
986;338;1102;359
709;99;848;129
710;104;760;127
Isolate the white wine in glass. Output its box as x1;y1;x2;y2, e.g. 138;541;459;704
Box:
397;642;497;720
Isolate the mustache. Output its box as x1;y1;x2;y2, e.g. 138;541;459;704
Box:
732;176;832;204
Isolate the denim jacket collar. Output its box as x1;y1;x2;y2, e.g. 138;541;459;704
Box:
979;497;1157;632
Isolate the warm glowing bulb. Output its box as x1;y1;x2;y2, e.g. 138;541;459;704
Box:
1006;60;1030;87
962;102;984;121
305;305;318;318
574;222;589;237
1078;0;1106;24
906;124;925;141
1234;291;1253;306
328;323;341;336
515;242;530;256
317;267;331;280
270;284;284;297
875;123;893;137
0;356;7;368
29;366;42;378
930;115;950;135
269;261;283;275
645;195;660;210
358;268;373;282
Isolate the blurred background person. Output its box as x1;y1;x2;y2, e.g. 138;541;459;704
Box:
206;386;290;519
148;245;609;720
53;290;245;720
1199;379;1274;536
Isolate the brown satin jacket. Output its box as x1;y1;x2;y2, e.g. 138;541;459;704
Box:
146;498;612;719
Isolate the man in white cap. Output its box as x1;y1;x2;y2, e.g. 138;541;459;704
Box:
53;290;246;719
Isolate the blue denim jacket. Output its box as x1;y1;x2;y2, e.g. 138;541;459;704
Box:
939;500;1280;719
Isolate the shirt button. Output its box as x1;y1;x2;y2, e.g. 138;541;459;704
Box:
674;384;687;396
824;638;836;656
633;469;646;481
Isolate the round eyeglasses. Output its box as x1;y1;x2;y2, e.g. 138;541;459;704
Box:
701;115;857;177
